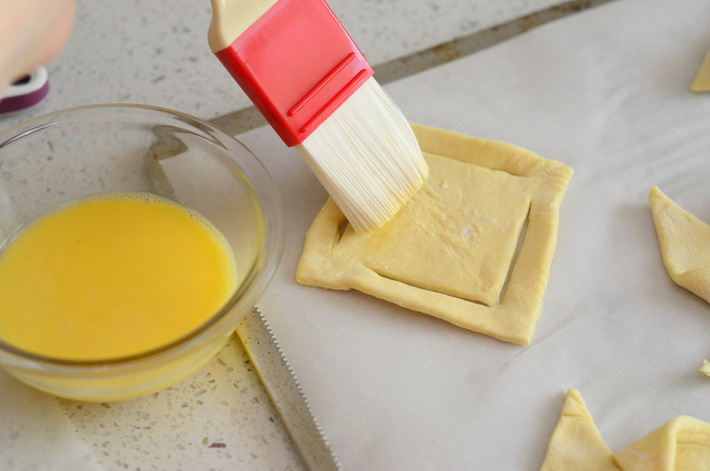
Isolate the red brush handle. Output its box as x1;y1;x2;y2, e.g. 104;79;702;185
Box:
214;0;374;146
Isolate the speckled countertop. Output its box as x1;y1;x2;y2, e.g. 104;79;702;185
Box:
1;0;572;130
0;1;597;469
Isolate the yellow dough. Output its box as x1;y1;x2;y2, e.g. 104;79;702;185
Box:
700;360;710;377
614;416;710;470
541;389;710;470
296;124;572;344
691;48;710;93
539;388;617;471
650;187;710;377
649;186;710;304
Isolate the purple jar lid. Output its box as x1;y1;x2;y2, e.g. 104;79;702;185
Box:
0;67;50;116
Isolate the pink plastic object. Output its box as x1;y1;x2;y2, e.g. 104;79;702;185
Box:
214;0;374;147
0;67;50;116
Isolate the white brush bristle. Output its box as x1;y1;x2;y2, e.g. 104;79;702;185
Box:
296;77;429;233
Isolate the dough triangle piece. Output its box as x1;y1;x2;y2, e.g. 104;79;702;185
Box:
540;388;619;471
691;48;710;93
700;360;710;377
614;416;710;471
649;186;710;304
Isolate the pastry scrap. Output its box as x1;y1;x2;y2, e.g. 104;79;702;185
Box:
650;187;710;376
615;416;710;470
691;48;710;93
296;124;572;344
541;388;710;470
649;186;710;304
539;388;617;471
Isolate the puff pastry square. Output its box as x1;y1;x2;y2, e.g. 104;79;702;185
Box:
296;125;572;344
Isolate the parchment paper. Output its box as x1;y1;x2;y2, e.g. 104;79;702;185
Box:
239;0;710;468
3;0;710;468
0;369;101;470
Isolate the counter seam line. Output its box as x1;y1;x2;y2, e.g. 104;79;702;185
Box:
207;0;618;135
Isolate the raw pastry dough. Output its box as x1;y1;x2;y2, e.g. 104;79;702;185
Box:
650;187;710;377
541;389;710;470
649;186;710;304
691;48;710;93
296;124;572;344
539;388;617;471
614;416;710;470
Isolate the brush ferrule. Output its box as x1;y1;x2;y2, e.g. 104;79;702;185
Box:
214;0;374;146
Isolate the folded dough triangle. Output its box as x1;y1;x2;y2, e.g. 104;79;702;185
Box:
614;415;710;471
649;186;710;304
541;389;710;470
691;48;710;93
540;388;618;471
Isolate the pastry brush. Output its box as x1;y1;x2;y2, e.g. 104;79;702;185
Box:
208;0;428;233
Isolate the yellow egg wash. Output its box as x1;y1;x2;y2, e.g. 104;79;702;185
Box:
0;193;238;361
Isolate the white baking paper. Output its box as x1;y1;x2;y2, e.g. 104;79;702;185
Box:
0;369;101;470
239;0;710;468
2;0;709;468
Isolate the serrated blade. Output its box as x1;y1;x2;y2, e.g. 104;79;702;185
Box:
144;137;340;469
236;307;341;471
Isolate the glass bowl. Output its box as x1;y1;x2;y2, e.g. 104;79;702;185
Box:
0;104;285;401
